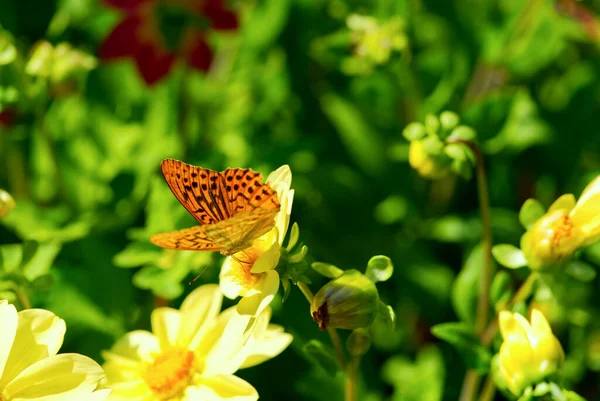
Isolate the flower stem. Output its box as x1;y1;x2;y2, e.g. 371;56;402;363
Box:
14;286;31;310
479;375;496;401
297;281;347;370
344;356;360;401
458;371;481;401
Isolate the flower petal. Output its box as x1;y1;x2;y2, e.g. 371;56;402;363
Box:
185;374;257;401
202;308;252;375
179;284;223;350
0;309;66;388
0;300;17;379
133;42;176;85
236;271;279;317
102;330;160;364
151;307;181;349
102;380;150;401
3;353;105;401
250;240;280;274
240;326;293;369
103;0;149;11
548;194;576;213
99;16;141;60
570;176;600;228
219;258;245;299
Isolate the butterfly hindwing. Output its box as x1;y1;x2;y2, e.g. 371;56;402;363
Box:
149;226;223;251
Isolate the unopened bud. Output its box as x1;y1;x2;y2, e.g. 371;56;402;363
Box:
0;189;15;218
311;269;379;331
408;140;452;179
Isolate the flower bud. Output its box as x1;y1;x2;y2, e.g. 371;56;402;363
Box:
496;309;564;396
0;189;15;218
408;140;452;180
311;269;379;331
347;328;372;356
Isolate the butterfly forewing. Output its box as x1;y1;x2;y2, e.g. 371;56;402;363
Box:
153;159;281;255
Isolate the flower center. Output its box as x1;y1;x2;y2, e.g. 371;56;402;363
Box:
231;251;261;287
144;347;195;400
551;214;573;248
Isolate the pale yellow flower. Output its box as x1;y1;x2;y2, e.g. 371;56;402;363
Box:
219;165;294;316
346;15;407;65
408;140;451;180
521;176;600;270
102;284;292;401
497;309;564;396
0;300;109;401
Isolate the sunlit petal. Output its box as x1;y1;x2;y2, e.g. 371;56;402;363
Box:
151;307;181;349
184;374;258;401
0;300;17;379
179;284;222;350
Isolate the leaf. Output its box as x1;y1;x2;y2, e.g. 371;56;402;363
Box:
565;260;596;282
378;301;396;331
281;278;291;302
519;199;545;230
320;92;385;175
365;255;394;282
430;322;492;373
113;242;161;268
490;270;514;309
19;241;39;270
21;242;61;280
286;222;300;251
451;244;483;325
311;262;344;279
492;244;528;269
302;340;340;376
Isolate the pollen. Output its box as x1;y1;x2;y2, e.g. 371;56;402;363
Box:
144;347;195;400
231;251;261;287
551;214;573;248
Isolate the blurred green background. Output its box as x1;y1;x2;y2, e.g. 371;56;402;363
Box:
1;0;600;399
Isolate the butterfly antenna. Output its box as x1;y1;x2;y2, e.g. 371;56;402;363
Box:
189;264;210;286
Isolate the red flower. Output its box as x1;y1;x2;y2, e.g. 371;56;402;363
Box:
100;0;238;85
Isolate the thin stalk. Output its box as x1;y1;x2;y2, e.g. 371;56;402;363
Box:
344;356;360;401
298;282;347;370
458;372;482;401
479;375;497;401
14;286;31;310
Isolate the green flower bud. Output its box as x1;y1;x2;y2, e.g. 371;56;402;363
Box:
408;139;452;179
311;269;379;331
0;189;15;218
439;111;460;131
347;328;372;356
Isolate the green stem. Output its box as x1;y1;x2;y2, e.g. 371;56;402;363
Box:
479;375;496;401
298;281;347;370
14;286;31;310
458;371;481;401
344;356;360;401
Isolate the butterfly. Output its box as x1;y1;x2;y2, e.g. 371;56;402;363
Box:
150;159;281;256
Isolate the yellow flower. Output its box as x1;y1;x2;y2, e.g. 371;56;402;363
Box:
347;15;407;65
0;300;109;401
408;140;451;179
521;176;600;270
219;165;294;316
497;309;564;396
102;284;292;401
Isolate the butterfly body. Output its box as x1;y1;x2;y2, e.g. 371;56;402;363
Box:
150;159;280;255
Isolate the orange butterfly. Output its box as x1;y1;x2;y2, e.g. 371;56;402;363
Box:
150;159;281;256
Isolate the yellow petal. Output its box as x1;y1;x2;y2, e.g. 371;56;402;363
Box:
103;330;160;364
0;300;17;379
202;309;252;375
240;327;293;369
3;353;105;401
548;194;576;213
179;284;222;350
529;309;552;339
0;309;66;388
151;307;180;349
570;176;600;229
219;258;244;299
236;271;279;317
103;380;149;401
90;387;112;401
275;188;294;244
266;165;292;193
250;241;280;274
184;374;258;401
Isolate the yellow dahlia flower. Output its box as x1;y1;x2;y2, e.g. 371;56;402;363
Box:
219;165;294;316
102;284;292;401
0;300;109;401
497;309;564;396
521;176;600;270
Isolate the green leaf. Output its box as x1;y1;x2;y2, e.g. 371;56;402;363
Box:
492;244;528;269
378;301;396;331
21;242;61;280
565;260;596;282
113;242;161;268
490;270;514;309
519;199;545;229
30;274;54;290
430;322;492;373
402;122;426;141
286;222;300;251
451;244;483;325
302;340;340;376
281;278;291;302
311;262;344;279
366;255;394;282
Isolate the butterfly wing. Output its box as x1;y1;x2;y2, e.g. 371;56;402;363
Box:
149;226;222;251
221;168;280;217
205;208;280;255
160;159;231;225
